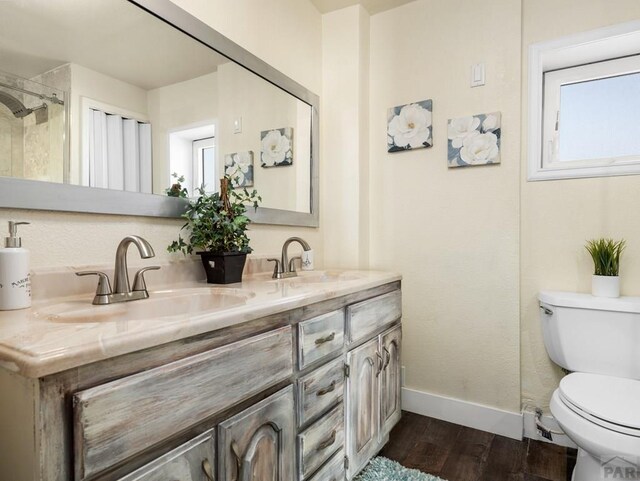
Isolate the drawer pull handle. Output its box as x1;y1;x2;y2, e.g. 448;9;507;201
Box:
231;440;242;481
316;429;337;451
376;351;384;376
317;380;337;397
315;332;336;345
202;458;215;481
383;347;391;370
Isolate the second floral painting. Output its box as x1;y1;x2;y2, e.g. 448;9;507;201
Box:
387;100;433;152
447;112;501;168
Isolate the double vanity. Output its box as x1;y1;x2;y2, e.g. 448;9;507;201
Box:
0;263;402;481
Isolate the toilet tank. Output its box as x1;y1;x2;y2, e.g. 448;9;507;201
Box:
539;291;640;379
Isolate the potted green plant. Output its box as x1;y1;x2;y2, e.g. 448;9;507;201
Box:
168;176;261;284
585;238;626;297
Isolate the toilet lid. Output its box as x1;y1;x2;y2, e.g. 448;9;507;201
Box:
560;373;640;431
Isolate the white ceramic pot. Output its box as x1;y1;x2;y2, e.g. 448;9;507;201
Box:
592;275;620;298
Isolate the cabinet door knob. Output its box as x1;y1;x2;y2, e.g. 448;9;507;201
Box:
315;332;335;345
376;351;384;376
316;380;336;397
316;429;337;451
383;347;391;370
202;458;215;481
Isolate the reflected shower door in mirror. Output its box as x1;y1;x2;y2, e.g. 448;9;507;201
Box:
0;0;313;214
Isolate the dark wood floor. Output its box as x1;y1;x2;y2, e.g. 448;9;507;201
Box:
379;411;577;481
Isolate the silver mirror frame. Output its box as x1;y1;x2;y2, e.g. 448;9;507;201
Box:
0;0;320;228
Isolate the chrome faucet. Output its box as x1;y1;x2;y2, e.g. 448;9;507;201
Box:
76;235;160;305
268;237;311;279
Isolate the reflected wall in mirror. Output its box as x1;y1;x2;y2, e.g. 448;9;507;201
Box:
0;0;314;215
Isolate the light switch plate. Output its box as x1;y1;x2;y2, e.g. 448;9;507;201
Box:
471;63;485;87
233;117;242;134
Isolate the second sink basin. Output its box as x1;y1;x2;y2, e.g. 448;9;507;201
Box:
34;288;254;324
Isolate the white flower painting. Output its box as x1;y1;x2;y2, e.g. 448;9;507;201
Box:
260;127;293;167
387;100;433;152
447;112;501;168
224;151;254;187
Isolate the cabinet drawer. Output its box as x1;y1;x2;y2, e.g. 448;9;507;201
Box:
347;290;401;343
73;327;293;480
298;309;345;369
307;449;345;481
298;357;344;427
298;403;344;479
118;430;216;481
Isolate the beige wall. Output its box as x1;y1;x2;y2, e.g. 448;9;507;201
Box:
147;71;219;194
216;62;311;212
0;0;323;269
368;0;522;412
322;5;371;268
520;0;640;409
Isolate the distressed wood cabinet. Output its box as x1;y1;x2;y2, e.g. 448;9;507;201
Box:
0;281;401;481
218;387;295;481
345;291;403;479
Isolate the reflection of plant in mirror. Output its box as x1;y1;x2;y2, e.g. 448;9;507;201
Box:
166;172;188;198
168;176;261;255
585;238;626;276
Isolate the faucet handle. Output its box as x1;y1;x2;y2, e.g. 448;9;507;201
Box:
267;258;282;279
288;256;301;273
132;266;161;292
76;271;112;296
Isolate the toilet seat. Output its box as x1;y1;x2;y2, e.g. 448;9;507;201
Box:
559;372;640;438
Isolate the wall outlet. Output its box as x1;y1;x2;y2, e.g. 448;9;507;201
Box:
401;366;406;387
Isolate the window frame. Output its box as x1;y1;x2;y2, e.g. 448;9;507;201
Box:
541;55;640;172
527;20;640;181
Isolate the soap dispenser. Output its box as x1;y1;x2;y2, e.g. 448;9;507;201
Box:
0;221;31;310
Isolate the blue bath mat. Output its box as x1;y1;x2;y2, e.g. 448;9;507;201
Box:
354;457;448;481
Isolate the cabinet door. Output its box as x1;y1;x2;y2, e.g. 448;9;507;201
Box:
380;325;402;438
345;337;380;478
218;386;295;481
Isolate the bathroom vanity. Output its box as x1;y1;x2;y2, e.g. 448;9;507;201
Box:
0;268;402;481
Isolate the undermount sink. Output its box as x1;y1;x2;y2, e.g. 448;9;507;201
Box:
34;288;254;324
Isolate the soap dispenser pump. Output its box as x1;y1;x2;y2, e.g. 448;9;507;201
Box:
0;221;31;310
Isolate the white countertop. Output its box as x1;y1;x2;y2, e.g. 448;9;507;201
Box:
0;268;401;378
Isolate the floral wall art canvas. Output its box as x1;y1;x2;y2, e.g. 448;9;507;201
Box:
224;151;254;187
447;112;501;168
260;127;293;167
387;99;433;152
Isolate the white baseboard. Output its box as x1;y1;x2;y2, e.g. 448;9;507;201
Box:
402;387;524;440
522;406;577;449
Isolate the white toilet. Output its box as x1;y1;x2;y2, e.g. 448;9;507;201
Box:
539;291;640;481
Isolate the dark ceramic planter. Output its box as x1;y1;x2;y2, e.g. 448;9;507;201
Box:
198;251;247;284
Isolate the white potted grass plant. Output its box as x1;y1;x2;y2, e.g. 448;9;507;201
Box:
585;238;626;298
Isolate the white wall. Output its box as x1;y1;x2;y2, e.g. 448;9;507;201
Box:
520;0;640;410
0;0;323;269
368;0;522;412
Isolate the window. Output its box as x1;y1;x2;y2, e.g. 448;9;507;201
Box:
192;137;216;193
528;21;640;180
168;123;216;196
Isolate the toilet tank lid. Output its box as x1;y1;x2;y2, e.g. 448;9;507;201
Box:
539;291;640;314
560;373;640;430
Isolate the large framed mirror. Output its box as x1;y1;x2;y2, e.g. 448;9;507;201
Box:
0;0;319;227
